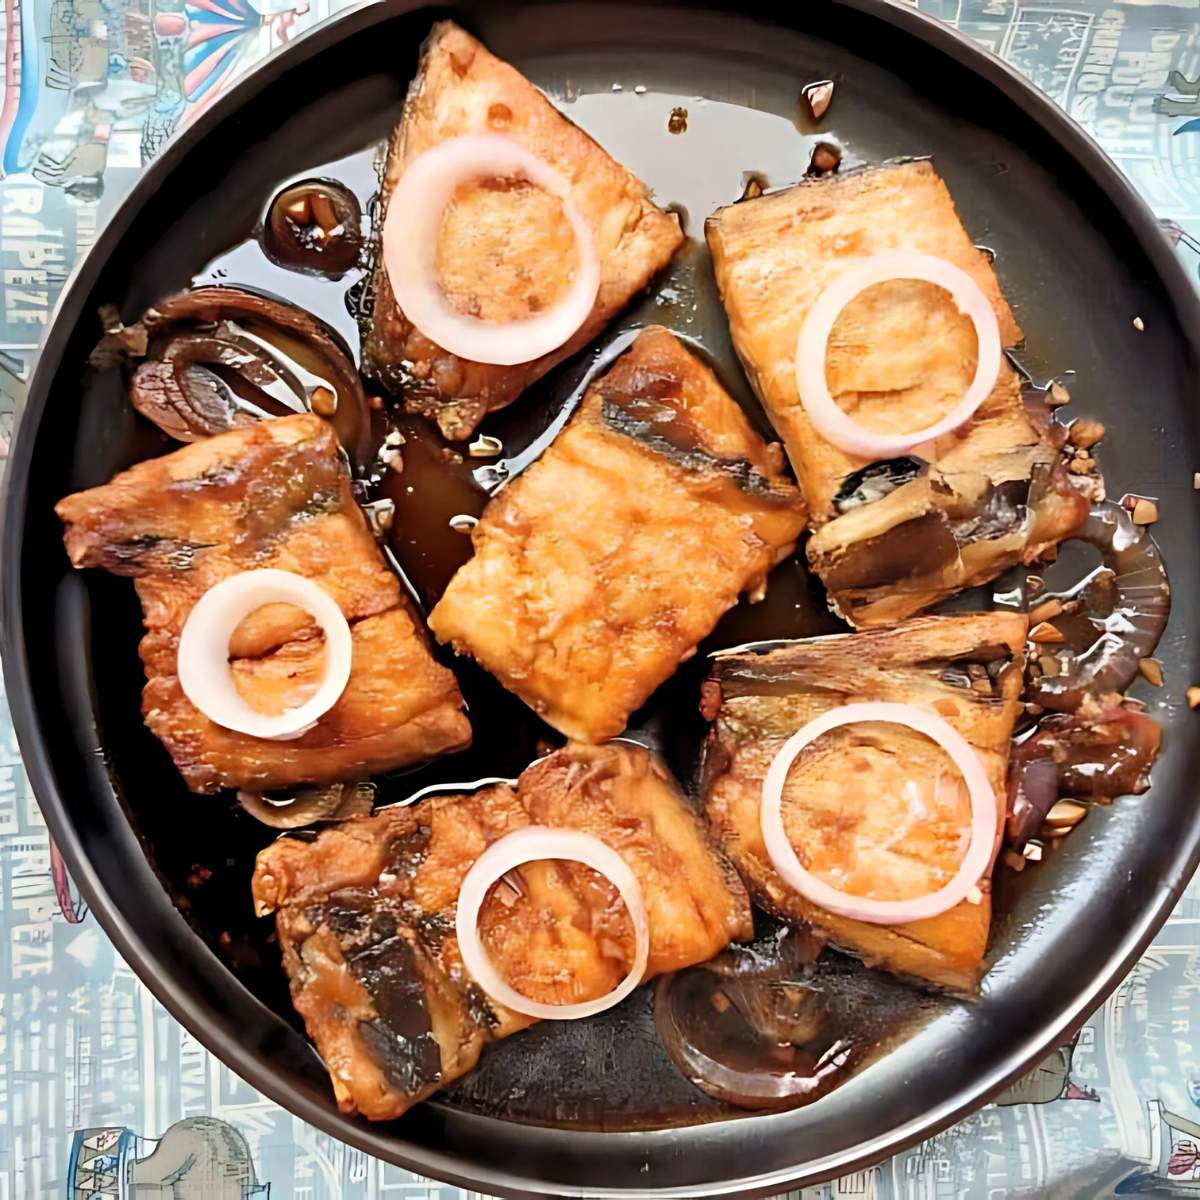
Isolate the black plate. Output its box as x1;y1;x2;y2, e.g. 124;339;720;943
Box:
4;1;1200;1195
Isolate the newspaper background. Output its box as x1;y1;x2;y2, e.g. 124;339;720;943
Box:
3;0;1200;1195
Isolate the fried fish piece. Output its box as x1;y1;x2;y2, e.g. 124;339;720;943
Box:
428;327;808;743
706;160;1088;627
252;741;753;1120
699;613;1027;992
56;414;470;793
360;21;684;441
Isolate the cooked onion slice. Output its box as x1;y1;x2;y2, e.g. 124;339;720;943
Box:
177;569;352;740
760;701;996;925
382;134;600;367
455;826;650;1020
794;253;1003;458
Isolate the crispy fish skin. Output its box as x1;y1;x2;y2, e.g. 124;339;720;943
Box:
706;161;1087;626
428;326;808;743
362;21;684;441
252;741;753;1121
56;414;470;793
700;613;1028;992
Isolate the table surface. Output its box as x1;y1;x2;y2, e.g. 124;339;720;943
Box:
3;0;1200;1196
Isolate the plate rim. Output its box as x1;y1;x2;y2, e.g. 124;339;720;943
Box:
3;0;1199;1195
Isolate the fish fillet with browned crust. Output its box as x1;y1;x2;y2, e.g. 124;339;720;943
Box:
428;326;808;743
699;612;1028;992
706;160;1088;627
361;21;684;440
56;414;470;793
252;741;753;1120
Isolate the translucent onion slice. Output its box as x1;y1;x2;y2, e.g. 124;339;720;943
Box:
455;826;650;1020
382;134;600;367
760;701;996;925
794;252;1003;458
177;568;352;740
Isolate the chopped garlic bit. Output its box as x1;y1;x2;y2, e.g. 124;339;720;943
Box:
1003;849;1027;873
1028;597;1063;625
1132;497;1159;525
1068;418;1105;450
1029;621;1064;644
802;80;835;121
468;434;504;458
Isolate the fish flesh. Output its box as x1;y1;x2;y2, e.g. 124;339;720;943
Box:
706;160;1088;627
56;414;471;793
699;613;1027;991
361;21;684;440
252;740;753;1120
428;326;808;742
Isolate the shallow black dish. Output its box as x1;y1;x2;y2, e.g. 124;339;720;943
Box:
4;0;1200;1195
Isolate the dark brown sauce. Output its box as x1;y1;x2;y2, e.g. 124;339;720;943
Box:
376;414;486;607
161;96;1161;1131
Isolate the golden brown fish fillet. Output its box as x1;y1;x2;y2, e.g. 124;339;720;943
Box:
428;327;808;742
706;160;1088;627
699;613;1027;991
252;741;753;1120
56;414;470;793
361;21;684;440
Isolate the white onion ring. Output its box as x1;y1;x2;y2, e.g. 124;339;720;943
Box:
382;134;600;367
760;701;996;925
794;252;1003;458
177;568;352;741
455;826;650;1020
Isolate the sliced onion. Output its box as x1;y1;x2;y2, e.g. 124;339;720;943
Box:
794;252;1003;458
760;701;997;925
177;569;352;740
382;134;600;367
455;826;650;1020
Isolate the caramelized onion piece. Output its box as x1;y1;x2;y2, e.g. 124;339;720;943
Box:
655;923;922;1111
1007;699;1162;845
1027;502;1170;712
654;966;855;1109
264;179;363;276
238;781;375;829
1006;755;1059;847
94;287;373;467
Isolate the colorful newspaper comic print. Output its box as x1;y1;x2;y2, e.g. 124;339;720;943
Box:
4;1;1200;1195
